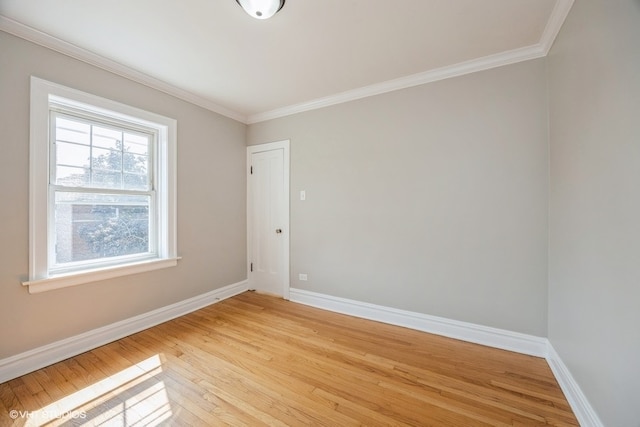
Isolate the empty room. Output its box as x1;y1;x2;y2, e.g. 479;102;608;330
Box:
0;0;638;425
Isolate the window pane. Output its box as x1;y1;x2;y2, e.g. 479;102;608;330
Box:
124;153;148;174
92;126;122;150
54;192;151;264
56;141;90;168
124;133;149;155
56;165;90;186
124;173;149;190
92;170;122;188
56;117;90;144
92;147;122;171
123;133;150;190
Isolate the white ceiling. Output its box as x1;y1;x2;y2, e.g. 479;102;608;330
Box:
0;0;572;123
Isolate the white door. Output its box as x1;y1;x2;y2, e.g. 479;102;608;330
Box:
247;141;290;298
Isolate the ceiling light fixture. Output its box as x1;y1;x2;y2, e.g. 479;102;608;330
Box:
235;0;285;20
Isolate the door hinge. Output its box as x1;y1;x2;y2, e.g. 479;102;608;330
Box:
250;166;253;174
250;262;253;272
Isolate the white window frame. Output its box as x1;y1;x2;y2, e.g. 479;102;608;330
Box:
24;77;178;294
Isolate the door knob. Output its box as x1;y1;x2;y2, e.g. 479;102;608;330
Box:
275;228;282;234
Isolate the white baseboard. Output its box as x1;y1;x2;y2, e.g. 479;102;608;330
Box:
289;288;608;426
289;288;548;357
0;280;248;384
546;344;605;427
1;282;603;427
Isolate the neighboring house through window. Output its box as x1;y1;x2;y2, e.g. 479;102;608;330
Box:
25;77;178;293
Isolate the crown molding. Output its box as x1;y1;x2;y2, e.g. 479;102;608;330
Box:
2;0;573;126
247;0;574;124
539;0;575;55
0;15;248;124
247;44;546;124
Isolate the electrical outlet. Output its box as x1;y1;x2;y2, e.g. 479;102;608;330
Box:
298;273;308;281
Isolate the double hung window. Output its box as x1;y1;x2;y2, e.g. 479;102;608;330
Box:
26;77;177;293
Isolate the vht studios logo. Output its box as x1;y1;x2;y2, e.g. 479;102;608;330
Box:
8;409;87;420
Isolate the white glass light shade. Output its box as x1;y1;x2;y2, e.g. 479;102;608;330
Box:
236;0;285;20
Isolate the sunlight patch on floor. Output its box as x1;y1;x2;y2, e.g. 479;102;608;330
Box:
26;354;172;426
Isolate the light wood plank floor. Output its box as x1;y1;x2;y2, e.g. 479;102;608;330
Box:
0;291;578;426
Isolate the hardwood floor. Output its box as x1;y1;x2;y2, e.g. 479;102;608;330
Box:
0;291;578;426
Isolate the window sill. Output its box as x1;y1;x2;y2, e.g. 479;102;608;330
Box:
22;257;181;294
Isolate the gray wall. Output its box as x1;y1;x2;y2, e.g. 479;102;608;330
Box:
0;32;247;358
248;59;550;336
547;1;640;426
